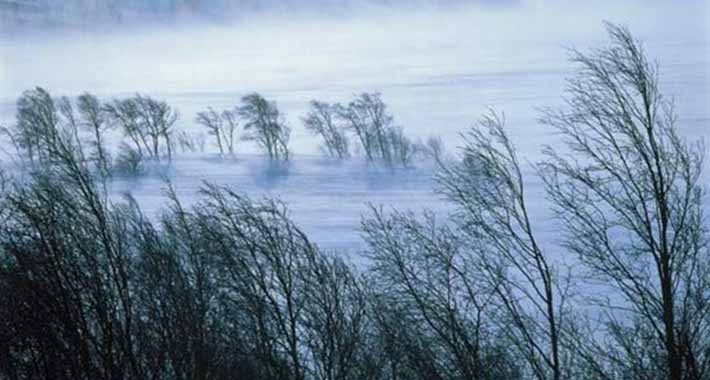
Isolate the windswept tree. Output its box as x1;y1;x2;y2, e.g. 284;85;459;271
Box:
338;93;417;167
238;93;290;162
422;136;446;162
220;108;239;156
196;107;239;157
185;184;379;380
539;23;710;380
437;111;571;380
77;93;112;177
4;88;115;179
133;94;179;162
104;97;146;158
386;125;418;167
196;107;225;155
363;207;522;380
303;100;350;159
339;92;392;163
105;94;179;162
7;87;60;164
301;252;375;380
0;92;140;379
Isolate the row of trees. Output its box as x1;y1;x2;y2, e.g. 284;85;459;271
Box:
3;89;180;176
198;91;433;167
0;24;708;380
3;89;429;177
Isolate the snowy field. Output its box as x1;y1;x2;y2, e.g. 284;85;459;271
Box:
1;1;709;252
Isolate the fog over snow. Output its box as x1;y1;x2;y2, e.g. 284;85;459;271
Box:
1;0;709;251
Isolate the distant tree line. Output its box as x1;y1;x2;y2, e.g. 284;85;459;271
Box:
2;88;433;177
0;24;708;380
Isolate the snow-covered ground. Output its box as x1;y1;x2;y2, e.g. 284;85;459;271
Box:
107;155;448;254
1;1;709;252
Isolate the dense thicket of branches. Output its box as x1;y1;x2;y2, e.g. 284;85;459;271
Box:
0;24;708;380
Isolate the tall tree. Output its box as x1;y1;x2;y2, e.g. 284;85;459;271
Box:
540;23;709;380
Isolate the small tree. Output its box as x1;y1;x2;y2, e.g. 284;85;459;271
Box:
104;97;147;158
220;109;239;156
196;107;225;155
105;94;178;162
387;125;417;167
196;107;239;157
339;93;392;163
338;93;416;167
133;94;179;162
303;100;350;159
77;93;112;177
10;87;60;164
238;93;290;162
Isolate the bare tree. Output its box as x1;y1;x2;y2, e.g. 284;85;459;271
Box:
302;251;379;380
10;87;60;164
303;100;350;159
386;125;417;167
0;89;140;379
220;109;239;156
105;94;179;162
363;206;522;380
196;107;239;157
105;97;147;158
191;185;313;379
77;92;112;177
421;136;446;162
338;93;393;163
540;23;709;380
338;93;417;167
133;94;179;162
437;111;571;380
238;93;290;162
196;107;226;155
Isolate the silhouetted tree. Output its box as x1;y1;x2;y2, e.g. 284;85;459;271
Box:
105;94;178;162
437;111;570;380
339;93;392;163
238;93;290;162
540;23;710;380
363;207;523;380
0;96;140;379
338;93;417;167
303;100;350;159
196;106;239;157
77;92;112;177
